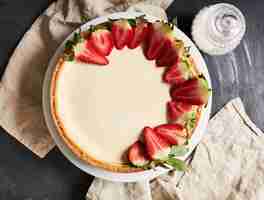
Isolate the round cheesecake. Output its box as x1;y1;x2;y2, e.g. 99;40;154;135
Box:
51;47;171;172
50;17;211;173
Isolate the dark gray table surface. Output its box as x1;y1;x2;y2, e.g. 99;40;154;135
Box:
0;0;263;199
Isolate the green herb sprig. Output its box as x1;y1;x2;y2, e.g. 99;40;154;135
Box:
63;31;83;61
81;15;91;24
139;145;189;171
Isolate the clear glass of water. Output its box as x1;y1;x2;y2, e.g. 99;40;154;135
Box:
192;3;246;55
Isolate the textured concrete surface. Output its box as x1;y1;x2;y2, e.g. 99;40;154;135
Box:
0;0;263;199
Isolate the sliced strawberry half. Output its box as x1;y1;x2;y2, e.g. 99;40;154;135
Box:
111;19;133;50
144;21;174;60
74;40;109;65
167;101;192;122
170;76;210;105
89;28;113;56
163;60;192;85
167;101;200;134
128;19;149;49
156;39;184;67
143;127;171;160
154;124;187;145
128;141;149;167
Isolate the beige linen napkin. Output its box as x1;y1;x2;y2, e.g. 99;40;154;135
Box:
86;98;264;200
0;0;170;158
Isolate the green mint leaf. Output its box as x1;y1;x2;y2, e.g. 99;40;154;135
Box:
81;15;90;23
64;53;74;61
88;25;96;33
169;145;189;157
186;110;196;133
182;59;191;69
94;22;110;31
73;32;83;44
199;75;209;90
65;40;74;50
127;18;136;27
128;162;137;168
186;119;195;132
142;165;151;170
128;162;151;169
165;158;188;171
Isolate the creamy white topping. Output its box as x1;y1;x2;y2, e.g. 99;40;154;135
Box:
55;47;170;164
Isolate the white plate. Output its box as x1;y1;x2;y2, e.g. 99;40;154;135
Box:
43;11;212;182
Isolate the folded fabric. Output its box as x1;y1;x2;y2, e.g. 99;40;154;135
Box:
86;98;264;200
0;0;169;158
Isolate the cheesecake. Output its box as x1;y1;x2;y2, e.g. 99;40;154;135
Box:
50;17;211;172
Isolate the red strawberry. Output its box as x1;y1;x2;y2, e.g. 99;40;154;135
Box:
144;21;174;60
154;124;187;145
89;28;113;56
111;19;134;50
167;101;200;134
128;141;149;167
156;39;184;67
176;101;193;113
143;127;171;160
170;76;210;105
167;101;192;122
128;19;149;49
74;40;108;65
163;60;192;85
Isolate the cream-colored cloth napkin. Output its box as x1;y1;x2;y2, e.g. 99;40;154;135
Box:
86;98;264;200
0;0;170;158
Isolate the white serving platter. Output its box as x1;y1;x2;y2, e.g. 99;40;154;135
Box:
43;11;212;182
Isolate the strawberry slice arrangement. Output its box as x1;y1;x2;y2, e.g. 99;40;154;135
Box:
156;39;184;67
63;16;212;171
163;60;192;85
154;124;188;145
128;141;149;167
88;27;113;56
128;126;189;171
63;28;112;65
127;18;149;49
111;19;134;50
